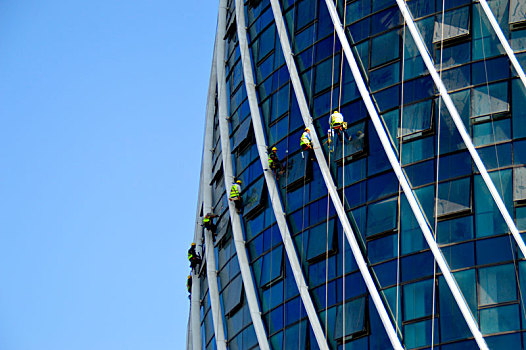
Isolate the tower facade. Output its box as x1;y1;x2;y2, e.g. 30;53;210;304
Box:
189;0;526;349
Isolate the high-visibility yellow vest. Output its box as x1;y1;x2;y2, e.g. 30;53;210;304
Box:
330;112;344;128
230;184;240;198
300;132;311;147
203;216;210;225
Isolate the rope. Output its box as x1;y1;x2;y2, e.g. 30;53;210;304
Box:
476;3;526;321
431;0;446;346
395;0;407;334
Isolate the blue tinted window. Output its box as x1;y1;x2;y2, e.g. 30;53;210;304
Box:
514;167;526;201
437;177;471;217
433;7;470;44
368;234;397;264
403;279;434;320
369;62;400;92
474;169;512;237
307;219;336;261
512;79;526;138
472;118;511;147
403;319;437;349
442;242;475;270
366;171;398;201
370;30;400;67
476;236;516;265
480;304;520;335
366;197;397;236
402;251;434;283
400;100;433;138
471;82;509;118
333;297;367;339
477;143;512;170
478;264;517;306
437;216;474;244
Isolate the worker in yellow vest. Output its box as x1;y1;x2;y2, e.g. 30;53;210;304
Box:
188;243;201;272
230;180;243;213
329;110;351;142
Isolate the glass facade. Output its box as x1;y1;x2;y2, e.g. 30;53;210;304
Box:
191;0;526;349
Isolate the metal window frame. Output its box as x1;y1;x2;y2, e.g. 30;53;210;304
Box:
216;0;270;348
325;0;488;348
478;0;526;89
395;0;526;288
235;0;330;348
269;0;404;348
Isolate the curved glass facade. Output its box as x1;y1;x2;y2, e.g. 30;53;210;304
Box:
190;0;526;349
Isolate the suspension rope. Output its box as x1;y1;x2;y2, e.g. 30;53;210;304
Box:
431;0;446;347
476;3;526;322
395;0;407;334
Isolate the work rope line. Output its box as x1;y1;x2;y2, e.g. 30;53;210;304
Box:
340;1;348;347
298;1;319;345
477;3;526;321
396;0;407;334
325;0;339;339
431;0;446;347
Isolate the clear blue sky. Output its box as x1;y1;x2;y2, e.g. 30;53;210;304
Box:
0;1;216;349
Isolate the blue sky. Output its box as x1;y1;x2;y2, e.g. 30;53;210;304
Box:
0;1;216;349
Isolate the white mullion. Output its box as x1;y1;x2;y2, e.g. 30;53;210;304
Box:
268;0;404;348
327;0;489;348
234;0;329;348
215;0;270;348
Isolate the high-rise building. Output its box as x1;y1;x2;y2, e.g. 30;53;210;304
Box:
188;0;526;349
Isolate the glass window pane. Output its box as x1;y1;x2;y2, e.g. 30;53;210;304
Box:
472;118;511;147
403;279;434;321
437;216;474;244
433;7;470;44
400;100;433;138
370;30;400;68
333;297;367;339
514;167;526;201
232;118;253;152
437;177;471;217
478;264;517;306
476;236;516;265
474;169;512;237
368;234;397;264
224;274;244;315
404;319;438;349
307;219;336;261
510;0;526;25
471;82;509;118
366;197;397;236
244;177;266;216
480;304;520;334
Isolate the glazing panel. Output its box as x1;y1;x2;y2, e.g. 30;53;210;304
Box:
471;82;509;118
403;319;438;349
514;167;526;201
478;264;517;306
476;236;515;265
403;278;434;321
370;30;400;68
399;100;433;137
367;234;397;264
474;169;512;238
437;216;474;244
433;7;470;44
472;118;511;146
333;297;367;339
307;219;335;261
437;177;471;217
510;0;526;25
366;197;397;236
480;304;520;334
